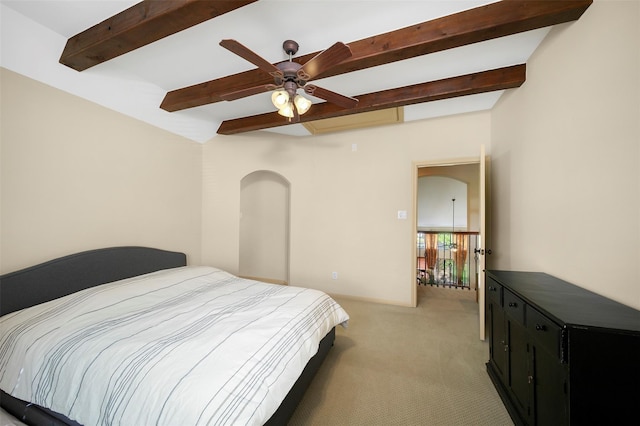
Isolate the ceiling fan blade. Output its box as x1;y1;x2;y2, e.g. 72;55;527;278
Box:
220;39;283;78
304;84;358;109
297;42;352;81
220;84;279;101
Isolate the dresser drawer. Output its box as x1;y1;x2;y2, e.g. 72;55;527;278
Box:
527;306;562;358
503;289;525;325
486;277;502;305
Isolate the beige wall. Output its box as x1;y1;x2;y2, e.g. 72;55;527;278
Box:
202;113;490;305
0;68;203;273
491;0;640;309
3;0;637;311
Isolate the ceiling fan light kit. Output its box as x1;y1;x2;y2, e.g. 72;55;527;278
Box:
277;104;294;118
219;39;358;122
271;90;289;109
294;95;312;114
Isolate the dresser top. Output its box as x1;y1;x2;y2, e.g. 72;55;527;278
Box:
486;270;640;333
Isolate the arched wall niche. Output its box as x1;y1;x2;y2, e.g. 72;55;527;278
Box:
239;170;290;285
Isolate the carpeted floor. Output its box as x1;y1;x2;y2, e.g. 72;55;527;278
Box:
288;285;514;425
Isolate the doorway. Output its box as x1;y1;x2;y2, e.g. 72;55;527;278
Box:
417;167;479;289
412;153;489;339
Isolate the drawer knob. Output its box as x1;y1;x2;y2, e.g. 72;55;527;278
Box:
535;324;547;332
508;302;518;308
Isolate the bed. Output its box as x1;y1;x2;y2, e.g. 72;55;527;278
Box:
0;247;348;426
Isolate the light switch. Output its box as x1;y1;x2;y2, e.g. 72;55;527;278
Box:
397;210;407;220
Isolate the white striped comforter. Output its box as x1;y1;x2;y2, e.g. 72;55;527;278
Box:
0;266;349;426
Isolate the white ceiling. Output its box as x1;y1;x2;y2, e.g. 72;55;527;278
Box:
0;0;551;143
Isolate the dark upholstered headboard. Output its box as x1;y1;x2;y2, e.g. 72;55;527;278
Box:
0;247;187;315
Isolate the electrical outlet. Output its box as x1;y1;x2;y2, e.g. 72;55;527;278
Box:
331;272;338;280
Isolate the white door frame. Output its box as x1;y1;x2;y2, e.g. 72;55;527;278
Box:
479;145;487;340
411;152;487;340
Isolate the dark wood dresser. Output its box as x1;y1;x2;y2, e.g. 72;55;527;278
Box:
485;270;640;426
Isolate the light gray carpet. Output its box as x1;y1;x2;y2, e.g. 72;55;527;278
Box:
288;285;513;425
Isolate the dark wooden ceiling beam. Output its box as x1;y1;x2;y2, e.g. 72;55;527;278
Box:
60;0;259;71
162;0;591;112
216;64;526;135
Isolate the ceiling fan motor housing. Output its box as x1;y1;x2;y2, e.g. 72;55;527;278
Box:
275;61;306;87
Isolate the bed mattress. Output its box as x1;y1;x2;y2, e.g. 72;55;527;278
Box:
0;266;349;426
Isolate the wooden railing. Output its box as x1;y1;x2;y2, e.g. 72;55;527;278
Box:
417;231;480;289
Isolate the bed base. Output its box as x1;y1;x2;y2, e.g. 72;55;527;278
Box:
0;247;334;426
265;326;335;425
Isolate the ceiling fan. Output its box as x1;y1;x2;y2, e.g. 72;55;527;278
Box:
219;39;359;121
